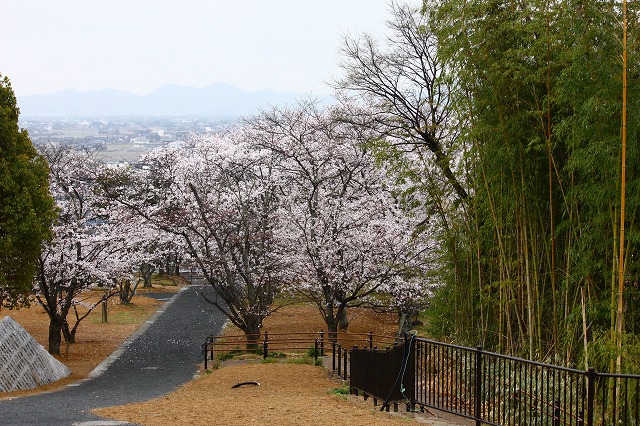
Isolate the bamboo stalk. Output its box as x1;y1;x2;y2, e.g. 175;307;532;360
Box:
581;287;588;369
616;0;628;375
547;13;558;357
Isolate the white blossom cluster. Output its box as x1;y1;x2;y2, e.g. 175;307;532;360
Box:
39;102;437;338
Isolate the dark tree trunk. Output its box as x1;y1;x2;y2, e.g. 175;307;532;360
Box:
325;308;338;342
141;262;154;288
119;279;140;304
244;315;262;350
397;310;421;338
338;305;349;331
48;317;63;355
61;320;76;343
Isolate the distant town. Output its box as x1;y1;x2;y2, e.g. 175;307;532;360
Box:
20;116;238;165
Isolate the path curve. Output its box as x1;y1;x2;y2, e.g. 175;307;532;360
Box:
0;279;226;425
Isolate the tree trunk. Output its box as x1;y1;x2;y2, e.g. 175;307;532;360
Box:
397;310;420;338
325;311;338;342
119;279;132;304
338;305;349;331
244;315;262;350
61;320;76;343
141;262;154;288
48;317;63;355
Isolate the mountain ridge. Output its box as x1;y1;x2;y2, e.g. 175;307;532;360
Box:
17;84;331;117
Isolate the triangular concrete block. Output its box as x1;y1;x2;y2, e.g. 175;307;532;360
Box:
0;316;71;392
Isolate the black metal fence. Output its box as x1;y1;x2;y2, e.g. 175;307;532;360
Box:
203;329;640;425
411;338;640;426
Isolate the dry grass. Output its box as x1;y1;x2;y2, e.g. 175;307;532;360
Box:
215;303;400;359
94;362;421;426
0;282;181;400
94;303;421;426
2;287;429;425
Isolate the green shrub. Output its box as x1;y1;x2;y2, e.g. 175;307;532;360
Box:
328;382;350;395
307;346;320;358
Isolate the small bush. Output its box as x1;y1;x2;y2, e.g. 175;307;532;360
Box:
307;346;320;358
329;382;350;395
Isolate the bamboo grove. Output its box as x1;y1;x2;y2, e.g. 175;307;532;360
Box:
415;0;640;371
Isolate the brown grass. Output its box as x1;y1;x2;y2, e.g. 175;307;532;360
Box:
94;302;422;426
0;282;180;399
216;303;400;358
2;288;432;425
94;362;420;426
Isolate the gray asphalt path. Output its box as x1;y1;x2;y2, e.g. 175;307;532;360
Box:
0;279;226;425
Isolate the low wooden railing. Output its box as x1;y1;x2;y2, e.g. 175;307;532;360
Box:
202;330;398;370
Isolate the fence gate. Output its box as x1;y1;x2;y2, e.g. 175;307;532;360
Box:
350;339;415;408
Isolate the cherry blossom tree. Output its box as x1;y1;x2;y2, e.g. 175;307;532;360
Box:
107;211;184;304
98;162;186;295
245;101;430;338
108;133;286;347
36;145;136;354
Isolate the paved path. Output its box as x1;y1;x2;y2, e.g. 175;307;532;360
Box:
0;280;226;425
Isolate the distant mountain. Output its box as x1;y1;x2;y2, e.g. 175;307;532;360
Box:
17;83;331;118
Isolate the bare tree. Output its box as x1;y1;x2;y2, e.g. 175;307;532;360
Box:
333;2;467;202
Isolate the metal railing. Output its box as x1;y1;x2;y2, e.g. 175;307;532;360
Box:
202;329;640;425
412;338;640;426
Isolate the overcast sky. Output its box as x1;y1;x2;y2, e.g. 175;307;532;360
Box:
3;1;401;97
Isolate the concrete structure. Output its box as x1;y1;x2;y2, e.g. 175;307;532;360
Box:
0;316;71;392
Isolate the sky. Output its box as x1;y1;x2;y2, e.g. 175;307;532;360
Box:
3;1;399;97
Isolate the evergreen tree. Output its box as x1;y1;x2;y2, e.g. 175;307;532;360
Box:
0;74;56;309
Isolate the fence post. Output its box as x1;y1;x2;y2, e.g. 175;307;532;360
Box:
586;367;595;426
332;340;336;371
553;400;561;426
343;347;348;380
409;338;416;412
320;330;324;356
263;331;269;359
203;342;208;370
314;339;318;364
474;346;483;426
369;331;373;349
337;344;342;377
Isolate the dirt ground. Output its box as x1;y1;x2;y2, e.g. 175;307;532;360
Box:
94;303;425;425
0;282;180;399
1;287;455;425
94;362;424;426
